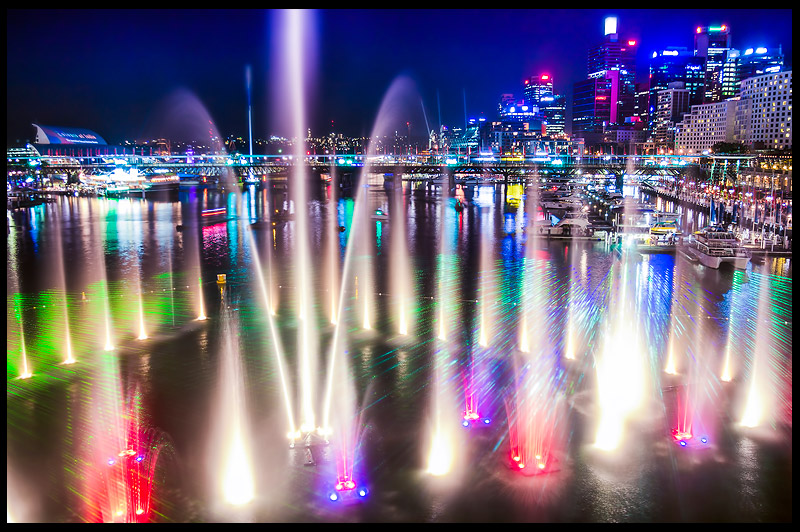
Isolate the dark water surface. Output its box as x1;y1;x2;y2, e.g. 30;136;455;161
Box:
7;183;792;522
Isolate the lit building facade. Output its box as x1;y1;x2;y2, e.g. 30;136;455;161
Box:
674;98;738;155
735;70;792;150
572;76;613;142
722;46;785;99
653;84;690;149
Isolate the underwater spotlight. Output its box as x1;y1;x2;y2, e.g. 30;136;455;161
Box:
483;418;491;424
107;458;116;466
679;441;687;447
358;488;368;497
700;437;708;444
329;492;338;502
462;420;470;428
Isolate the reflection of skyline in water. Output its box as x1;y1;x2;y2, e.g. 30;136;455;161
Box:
7;184;792;522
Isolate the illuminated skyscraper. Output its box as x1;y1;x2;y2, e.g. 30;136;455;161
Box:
572;16;638;145
648;48;705;132
586;16;638;125
523;74;566;136
694;24;732;103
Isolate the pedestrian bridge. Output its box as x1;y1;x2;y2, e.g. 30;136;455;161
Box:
12;152;759;186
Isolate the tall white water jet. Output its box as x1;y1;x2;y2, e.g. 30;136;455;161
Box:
720;270;750;383
212;294;255;508
477;189;495;348
51;207;76;364
518;174;544;354
564;229;584;361
96;200;116;351
664;254;689;376
196;274;207;321
322;75;421;434
11;294;32;379
326;171;340;325
426;184;459;478
506;174;564;474
132;200;148;340
739;274;776;429
593;204;649;452
357;194;375;331
278;8;319;435
390;184;414;336
7;221;32;378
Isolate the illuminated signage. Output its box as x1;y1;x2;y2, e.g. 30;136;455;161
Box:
604;17;617;35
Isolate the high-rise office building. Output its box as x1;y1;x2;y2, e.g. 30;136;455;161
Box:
572;76;613;142
523;74;554;103
540;93;567;136
523;74;566;136
694;24;732;103
648;48;705;132
572;16;638;147
585;16;638;125
739;46;785;82
633;82;650;125
653;83;691;149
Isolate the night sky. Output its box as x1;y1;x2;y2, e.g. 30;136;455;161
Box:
6;9;792;146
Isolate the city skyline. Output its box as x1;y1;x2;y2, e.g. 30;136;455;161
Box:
6;9;792;146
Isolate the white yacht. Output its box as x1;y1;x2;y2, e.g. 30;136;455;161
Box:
541;193;584;211
685;226;751;269
538;211;595;237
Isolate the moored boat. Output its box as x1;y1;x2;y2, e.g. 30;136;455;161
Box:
685;225;751;269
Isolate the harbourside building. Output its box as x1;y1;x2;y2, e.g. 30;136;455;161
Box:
674;98;738;155
735;70;792;151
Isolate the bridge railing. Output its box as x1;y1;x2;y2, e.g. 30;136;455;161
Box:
9;152;726;171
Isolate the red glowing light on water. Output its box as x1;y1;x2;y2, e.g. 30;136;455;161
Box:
335;477;356;491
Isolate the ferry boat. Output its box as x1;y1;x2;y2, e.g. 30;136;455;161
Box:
685;225;751;269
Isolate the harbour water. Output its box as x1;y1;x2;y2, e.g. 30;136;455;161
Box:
6;182;792;522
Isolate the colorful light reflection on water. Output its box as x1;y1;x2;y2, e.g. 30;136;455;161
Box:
6;185;792;522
